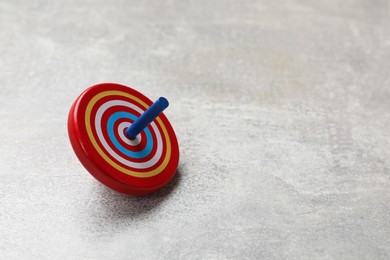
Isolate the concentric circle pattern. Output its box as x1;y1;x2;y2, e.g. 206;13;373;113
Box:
68;83;179;195
87;92;171;174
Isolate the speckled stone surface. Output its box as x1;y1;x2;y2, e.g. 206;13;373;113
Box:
0;0;390;259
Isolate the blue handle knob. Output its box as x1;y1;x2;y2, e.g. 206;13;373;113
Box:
126;97;169;139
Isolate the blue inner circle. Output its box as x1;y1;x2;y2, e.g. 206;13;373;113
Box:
107;112;153;159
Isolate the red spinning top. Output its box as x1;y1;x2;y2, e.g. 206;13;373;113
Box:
68;83;179;195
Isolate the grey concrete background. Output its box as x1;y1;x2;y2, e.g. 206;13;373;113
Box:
0;0;389;259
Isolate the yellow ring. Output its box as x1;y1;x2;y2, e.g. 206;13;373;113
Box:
85;90;171;178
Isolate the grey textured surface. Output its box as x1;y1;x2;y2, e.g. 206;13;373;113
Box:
1;0;390;259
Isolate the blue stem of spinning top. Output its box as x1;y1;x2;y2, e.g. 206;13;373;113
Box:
125;97;169;139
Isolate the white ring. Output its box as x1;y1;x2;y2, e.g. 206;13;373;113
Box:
95;100;163;169
117;122;142;146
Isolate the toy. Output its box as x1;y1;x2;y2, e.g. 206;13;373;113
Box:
68;83;179;195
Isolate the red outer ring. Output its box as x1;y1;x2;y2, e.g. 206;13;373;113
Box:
67;83;180;195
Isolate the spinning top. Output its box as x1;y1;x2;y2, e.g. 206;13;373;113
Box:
68;83;179;195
